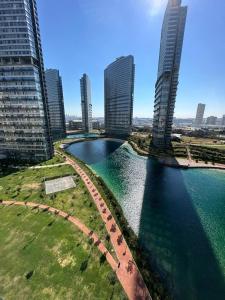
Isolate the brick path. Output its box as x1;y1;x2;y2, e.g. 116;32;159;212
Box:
65;155;152;300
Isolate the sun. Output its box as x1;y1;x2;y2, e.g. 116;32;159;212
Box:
145;0;167;17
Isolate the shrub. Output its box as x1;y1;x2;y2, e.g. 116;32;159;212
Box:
80;259;88;272
107;271;116;286
99;254;106;265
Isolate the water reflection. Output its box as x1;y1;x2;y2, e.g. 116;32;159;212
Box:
140;162;225;299
67;139;123;164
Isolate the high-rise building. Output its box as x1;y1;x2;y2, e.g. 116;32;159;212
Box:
45;69;66;140
104;55;135;136
0;0;53;162
152;0;187;148
221;115;225;126
206;116;217;126
195;103;206;127
80;74;92;132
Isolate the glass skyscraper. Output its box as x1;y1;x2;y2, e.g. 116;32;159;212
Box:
80;73;92;133
45;69;66;140
104;56;135;136
195;103;205;127
152;0;187;148
0;0;53;162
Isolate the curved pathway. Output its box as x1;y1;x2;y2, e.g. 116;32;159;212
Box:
29;162;69;169
64;155;151;300
0;200;117;270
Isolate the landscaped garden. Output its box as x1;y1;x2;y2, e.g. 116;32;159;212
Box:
128;133;225;164
0;148;172;299
0;205;126;299
128;134;188;159
189;145;225;164
0;164;110;244
37;154;65;166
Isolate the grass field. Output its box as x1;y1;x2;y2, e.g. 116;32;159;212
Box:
0;165;111;248
181;136;225;146
37;155;65;166
195;144;225;150
0;206;126;300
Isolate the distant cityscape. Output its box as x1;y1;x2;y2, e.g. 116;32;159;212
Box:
66;114;225;130
0;0;224;164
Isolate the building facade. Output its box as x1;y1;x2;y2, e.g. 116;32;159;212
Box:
67;120;83;131
222;115;225;126
0;0;53;162
104;55;135;136
80;74;92;132
92;120;100;130
45;69;66;140
195;103;206;127
152;0;187;148
206;116;217;126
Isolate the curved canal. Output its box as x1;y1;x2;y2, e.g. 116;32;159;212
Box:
67;139;225;300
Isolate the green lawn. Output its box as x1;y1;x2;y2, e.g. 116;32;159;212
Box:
181;136;224;145
0;206;126;300
37;155;65;166
195;144;225;150
0;165;111;249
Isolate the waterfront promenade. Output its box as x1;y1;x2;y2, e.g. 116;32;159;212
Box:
64;153;152;300
129;140;225;170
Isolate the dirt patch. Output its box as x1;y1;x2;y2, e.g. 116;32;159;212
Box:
58;254;76;268
52;241;76;268
42;287;55;297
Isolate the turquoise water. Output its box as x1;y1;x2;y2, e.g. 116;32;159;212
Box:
66;133;99;139
67;139;225;299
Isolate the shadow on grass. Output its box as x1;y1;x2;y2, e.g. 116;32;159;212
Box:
22;211;56;251
0;166;27;178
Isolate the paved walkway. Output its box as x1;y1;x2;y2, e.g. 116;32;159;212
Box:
186;145;192;165
29;162;69;169
184;145;225;170
129;141;225;170
8;162;69;170
0;200;117;271
65;155;151;300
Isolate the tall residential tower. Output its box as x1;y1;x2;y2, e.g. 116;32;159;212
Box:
0;0;53;162
221;115;225;126
45;69;66;140
104;56;135;136
195;103;205;127
152;0;187;148
206;116;217;126
80;74;92;132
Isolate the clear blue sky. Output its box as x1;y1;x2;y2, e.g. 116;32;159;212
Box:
37;0;225;118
